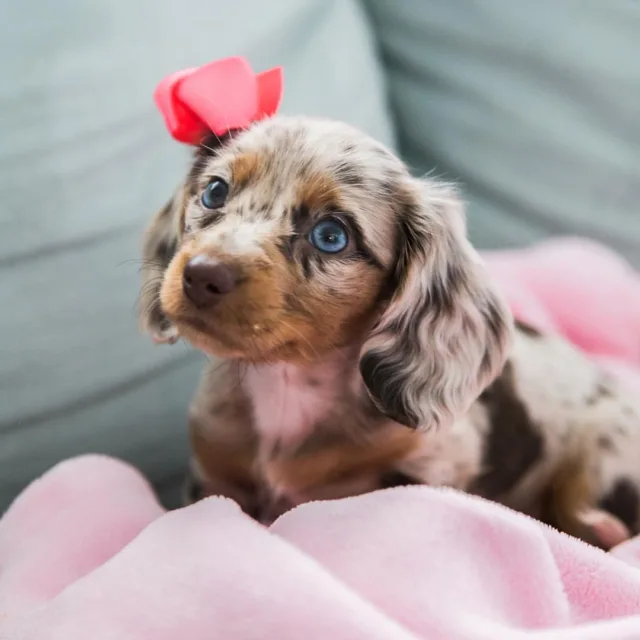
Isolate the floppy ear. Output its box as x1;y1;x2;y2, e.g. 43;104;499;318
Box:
139;186;185;344
139;132;235;343
359;178;512;430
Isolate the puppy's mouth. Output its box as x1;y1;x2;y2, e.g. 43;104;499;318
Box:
166;305;306;361
176;312;275;342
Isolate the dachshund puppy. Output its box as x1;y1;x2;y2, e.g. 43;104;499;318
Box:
140;116;640;548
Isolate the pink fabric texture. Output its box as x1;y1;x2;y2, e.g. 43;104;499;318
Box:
483;237;640;392
1;237;639;639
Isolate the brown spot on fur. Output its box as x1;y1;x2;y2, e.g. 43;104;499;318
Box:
265;428;421;494
191;421;257;492
269;260;385;362
472;361;544;498
542;458;604;547
284;292;310;316
297;172;341;212
230;152;261;189
543;463;632;550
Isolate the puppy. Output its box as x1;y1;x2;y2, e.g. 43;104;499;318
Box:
140;116;640;547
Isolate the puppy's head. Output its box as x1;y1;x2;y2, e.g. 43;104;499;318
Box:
141;116;511;429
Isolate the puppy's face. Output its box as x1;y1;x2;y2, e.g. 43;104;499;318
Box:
151;118;401;361
142;116;512;429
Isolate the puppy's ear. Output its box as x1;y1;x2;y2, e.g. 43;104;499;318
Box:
139;186;185;344
140;133;234;343
360;178;512;430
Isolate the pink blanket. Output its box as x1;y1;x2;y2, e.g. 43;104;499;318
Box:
484;237;640;392
1;238;640;639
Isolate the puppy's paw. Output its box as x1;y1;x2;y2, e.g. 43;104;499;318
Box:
578;508;632;550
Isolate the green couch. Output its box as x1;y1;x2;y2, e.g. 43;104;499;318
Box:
2;0;638;511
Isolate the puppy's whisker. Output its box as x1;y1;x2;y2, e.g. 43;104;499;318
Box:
139;278;164;290
136;283;163;309
200;141;221;155
178;337;193;356
118;258;168;270
276;319;320;360
235;360;250;393
202;357;229;381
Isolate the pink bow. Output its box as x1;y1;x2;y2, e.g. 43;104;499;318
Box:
154;56;283;145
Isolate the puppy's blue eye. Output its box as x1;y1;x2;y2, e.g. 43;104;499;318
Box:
201;178;229;209
309;219;349;254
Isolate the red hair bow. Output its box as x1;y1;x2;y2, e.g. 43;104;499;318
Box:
154;56;283;145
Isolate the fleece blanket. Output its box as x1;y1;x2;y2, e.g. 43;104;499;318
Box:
1;237;639;639
484;237;640;392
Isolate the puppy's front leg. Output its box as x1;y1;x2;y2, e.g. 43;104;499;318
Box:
186;363;263;519
262;427;421;507
186;423;264;519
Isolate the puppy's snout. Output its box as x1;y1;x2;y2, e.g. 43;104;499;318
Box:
182;255;237;307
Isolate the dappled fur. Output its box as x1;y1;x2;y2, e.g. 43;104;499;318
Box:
140;117;640;548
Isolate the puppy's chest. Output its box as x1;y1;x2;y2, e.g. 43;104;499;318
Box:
244;362;348;442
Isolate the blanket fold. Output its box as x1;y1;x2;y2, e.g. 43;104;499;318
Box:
1;238;639;639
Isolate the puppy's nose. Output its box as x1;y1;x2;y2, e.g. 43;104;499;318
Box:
182;255;236;307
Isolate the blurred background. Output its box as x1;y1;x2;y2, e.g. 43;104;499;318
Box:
1;0;639;511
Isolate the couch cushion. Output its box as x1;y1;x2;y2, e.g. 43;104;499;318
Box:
364;0;640;266
0;0;394;511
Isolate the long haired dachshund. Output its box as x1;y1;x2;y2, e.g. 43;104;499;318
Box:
140;116;640;548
